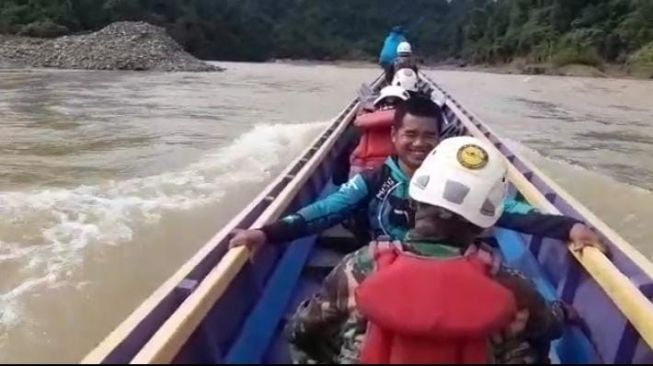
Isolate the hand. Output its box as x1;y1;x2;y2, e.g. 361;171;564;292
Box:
569;223;608;255
228;229;267;252
560;302;581;324
506;309;529;336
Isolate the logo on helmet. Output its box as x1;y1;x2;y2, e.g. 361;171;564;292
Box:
457;144;488;169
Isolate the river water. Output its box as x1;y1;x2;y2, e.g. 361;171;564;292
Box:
0;62;651;362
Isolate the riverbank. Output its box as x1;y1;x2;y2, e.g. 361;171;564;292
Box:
270;58;649;80
0;21;223;72
426;59;647;80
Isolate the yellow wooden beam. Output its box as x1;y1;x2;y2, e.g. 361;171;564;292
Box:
131;246;249;363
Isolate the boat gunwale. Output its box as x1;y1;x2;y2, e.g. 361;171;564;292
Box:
127;77;383;363
80;74;383;364
81;71;653;364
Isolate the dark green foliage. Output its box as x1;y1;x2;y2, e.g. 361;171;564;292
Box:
0;0;651;66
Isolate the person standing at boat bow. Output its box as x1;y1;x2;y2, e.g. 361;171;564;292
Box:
386;41;419;83
229;95;604;253
379;26;408;83
284;136;573;364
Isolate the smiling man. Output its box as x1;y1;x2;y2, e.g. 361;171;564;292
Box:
229;95;600;253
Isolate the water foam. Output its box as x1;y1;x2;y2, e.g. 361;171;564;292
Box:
0;120;328;326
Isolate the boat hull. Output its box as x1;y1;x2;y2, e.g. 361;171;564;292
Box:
81;73;653;364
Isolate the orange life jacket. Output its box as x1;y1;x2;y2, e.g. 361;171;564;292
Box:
350;109;396;174
355;241;517;364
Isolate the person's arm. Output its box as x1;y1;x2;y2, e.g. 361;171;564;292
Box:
259;173;371;243
497;210;581;241
494;267;567;341
285;248;370;363
497;198;602;248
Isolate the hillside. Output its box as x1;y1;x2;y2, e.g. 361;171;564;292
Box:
1;0;652;76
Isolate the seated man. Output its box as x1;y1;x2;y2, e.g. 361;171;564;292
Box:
391;67;419;94
349;85;409;177
356;67;419;115
373;85;410;110
229;95;600;250
336;68;425;185
285;136;573;364
386;41;419;82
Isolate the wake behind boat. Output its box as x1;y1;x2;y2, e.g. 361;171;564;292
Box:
81;73;653;364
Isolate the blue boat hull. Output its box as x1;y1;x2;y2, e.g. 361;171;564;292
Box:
81;73;653;364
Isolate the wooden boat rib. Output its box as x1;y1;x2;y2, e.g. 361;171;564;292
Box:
81;73;653;364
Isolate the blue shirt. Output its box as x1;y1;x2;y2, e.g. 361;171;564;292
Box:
261;157;580;244
379;31;408;67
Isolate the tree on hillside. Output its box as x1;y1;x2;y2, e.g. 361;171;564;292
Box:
0;0;651;68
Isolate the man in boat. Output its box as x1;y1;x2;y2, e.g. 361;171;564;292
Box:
229;95;601;250
357;81;410;115
361;66;419;113
390;66;419;93
335;68;421;184
348;82;412;177
385;41;419;84
284;136;574;364
379;26;408;83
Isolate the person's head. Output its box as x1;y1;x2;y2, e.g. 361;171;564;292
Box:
391;68;418;92
373;85;409;110
397;41;412;57
391;95;443;171
407;136;508;247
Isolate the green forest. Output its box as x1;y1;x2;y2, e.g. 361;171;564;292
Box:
1;0;652;75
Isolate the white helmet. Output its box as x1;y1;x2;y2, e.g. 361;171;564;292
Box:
408;136;508;228
391;68;418;92
397;41;412;55
373;85;410;107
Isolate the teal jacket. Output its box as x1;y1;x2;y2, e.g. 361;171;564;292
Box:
379;30;407;67
261;157;581;244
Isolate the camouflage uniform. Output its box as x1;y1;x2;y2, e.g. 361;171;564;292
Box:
284;240;569;364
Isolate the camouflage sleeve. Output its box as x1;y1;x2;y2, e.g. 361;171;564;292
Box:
284;247;374;363
495;266;566;341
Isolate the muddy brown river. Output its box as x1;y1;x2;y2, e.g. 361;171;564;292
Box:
0;62;652;362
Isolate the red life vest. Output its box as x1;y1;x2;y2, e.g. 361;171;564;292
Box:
350;109;396;175
355;241;517;364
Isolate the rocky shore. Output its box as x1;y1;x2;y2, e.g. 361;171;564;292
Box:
0;21;223;72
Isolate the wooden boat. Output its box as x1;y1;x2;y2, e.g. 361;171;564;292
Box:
81;73;653;364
